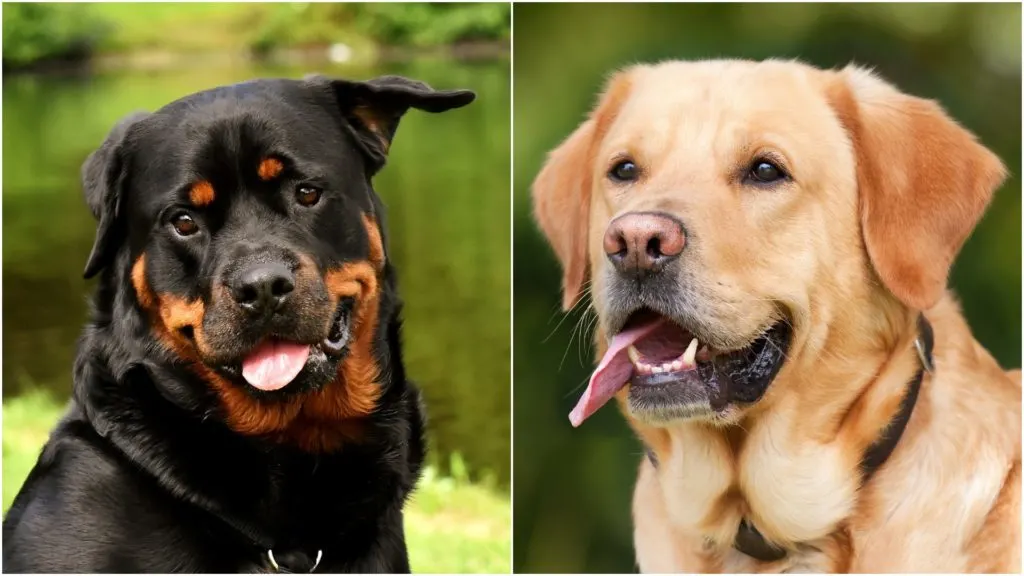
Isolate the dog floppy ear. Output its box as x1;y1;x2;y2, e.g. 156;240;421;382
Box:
828;66;1006;310
309;74;475;172
82;112;150;279
532;120;597;311
532;71;633;310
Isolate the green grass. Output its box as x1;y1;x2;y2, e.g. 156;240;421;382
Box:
2;390;65;510
2;390;510;573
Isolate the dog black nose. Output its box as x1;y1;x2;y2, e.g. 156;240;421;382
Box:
228;263;295;315
604;212;685;277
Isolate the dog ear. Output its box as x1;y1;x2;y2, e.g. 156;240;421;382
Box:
532;71;633;310
828;66;1006;310
82;112;150;279
308;74;475;172
532;120;597;311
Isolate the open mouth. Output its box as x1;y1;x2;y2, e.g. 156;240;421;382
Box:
321;298;355;355
569;309;791;427
225;298;355;392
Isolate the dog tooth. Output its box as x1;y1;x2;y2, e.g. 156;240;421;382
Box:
682;338;699;366
627;345;641;365
652;365;664;374
637;362;651;375
670;360;683;372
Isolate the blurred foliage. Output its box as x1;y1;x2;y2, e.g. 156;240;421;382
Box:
352;3;511;47
89;3;269;55
248;4;374;57
513;3;1021;573
2;390;510;573
2;57;510;484
1;3;106;66
2;3;511;69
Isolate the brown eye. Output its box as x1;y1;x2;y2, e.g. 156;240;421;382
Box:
171;213;199;237
295;185;322;207
748;160;786;184
609;160;640;182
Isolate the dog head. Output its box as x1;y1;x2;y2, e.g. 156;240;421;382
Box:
81;75;474;448
533;60;1004;427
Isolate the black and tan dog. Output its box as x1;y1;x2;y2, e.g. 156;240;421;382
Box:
2;75;474;572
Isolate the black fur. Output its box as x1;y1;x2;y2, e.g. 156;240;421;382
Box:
2;75;474;573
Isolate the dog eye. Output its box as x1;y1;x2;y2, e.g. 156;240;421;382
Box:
295;185;323;207
609;160;640;182
170;213;199;237
748;160;787;184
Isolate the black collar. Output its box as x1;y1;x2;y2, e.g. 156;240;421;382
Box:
733;315;934;562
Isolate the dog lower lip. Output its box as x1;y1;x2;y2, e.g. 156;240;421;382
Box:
629;321;790;408
591;313;791;424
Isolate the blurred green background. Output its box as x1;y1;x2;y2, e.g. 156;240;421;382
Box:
513;3;1021;573
3;3;510;573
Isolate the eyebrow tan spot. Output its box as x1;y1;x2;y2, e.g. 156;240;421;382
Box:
189;181;215;207
258;157;284;181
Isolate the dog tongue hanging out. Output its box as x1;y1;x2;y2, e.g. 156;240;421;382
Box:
533;58;1018;573
571;316;698;426
241;340;312;391
569;311;789;427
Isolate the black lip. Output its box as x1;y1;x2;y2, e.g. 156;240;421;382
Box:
321;298;354;356
627;319;792;418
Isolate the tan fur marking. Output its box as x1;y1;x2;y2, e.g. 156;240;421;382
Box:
131;254;382;452
257;157;284;181
132;255;294;434
362;213;385;270
189;181;215;207
305;261;383;423
353;105;391;152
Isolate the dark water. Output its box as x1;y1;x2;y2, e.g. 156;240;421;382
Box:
2;57;511;483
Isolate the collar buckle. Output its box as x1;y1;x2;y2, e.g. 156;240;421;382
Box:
914;337;933;373
266;549;323;573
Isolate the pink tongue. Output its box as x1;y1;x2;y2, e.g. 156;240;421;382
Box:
241;340;311;391
569;318;668;427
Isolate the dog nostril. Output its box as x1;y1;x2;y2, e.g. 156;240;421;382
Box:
271;277;294;298
238;285;259;305
646;236;663;259
604;225;626;257
614;235;629;258
604;230;629;261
